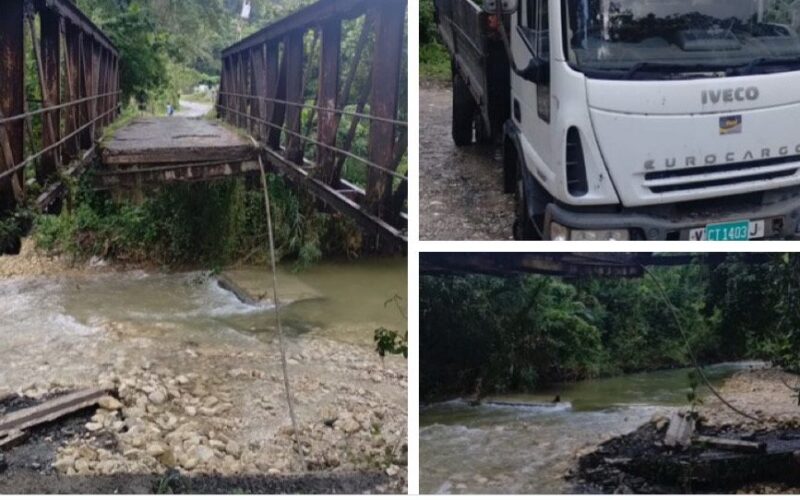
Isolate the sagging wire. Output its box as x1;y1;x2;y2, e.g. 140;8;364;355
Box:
248;135;307;470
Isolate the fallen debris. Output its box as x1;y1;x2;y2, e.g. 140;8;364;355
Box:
0;430;27;451
0;388;106;439
217;272;261;305
693;436;766;454
664;413;695;448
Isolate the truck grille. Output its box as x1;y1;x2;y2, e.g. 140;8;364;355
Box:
643;155;800;194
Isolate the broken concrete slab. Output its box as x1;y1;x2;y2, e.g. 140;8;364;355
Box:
219;267;323;306
0;388;107;437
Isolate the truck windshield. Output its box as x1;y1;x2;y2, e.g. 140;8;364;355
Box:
565;0;800;79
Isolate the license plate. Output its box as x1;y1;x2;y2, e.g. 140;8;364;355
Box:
688;220;765;241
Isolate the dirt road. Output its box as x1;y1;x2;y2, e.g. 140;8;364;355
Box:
176;99;213;118
419;83;514;241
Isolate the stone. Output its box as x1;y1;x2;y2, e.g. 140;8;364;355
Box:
146;443;167;457
85;422;103;432
225;441;241;458
98;396;123;411
176;375;190;385
157;449;177;468
148;388;168;405
180;456;198;471
74;458;90;474
193;445;215;463
185;406;197;417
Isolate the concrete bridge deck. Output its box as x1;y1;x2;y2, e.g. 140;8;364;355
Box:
97;117;258;187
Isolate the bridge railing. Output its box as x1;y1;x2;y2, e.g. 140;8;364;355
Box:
0;0;121;213
218;0;408;249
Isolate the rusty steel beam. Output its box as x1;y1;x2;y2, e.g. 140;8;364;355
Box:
222;0;367;57
266;42;285;149
316;19;341;184
39;6;62;184
283;33;305;164
365;0;405;220
64;22;81;160
260;147;407;248
0;0;25;212
45;0;117;55
251;45;268;141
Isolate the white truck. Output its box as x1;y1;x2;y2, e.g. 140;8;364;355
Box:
434;0;800;240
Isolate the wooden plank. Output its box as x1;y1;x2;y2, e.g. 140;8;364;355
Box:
0;0;25;212
283;32;305;164
0;388;106;435
316;19;341;184
693;436;767;454
365;0;405;221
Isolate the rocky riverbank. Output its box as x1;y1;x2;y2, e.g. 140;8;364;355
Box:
0;249;408;493
572;368;800;494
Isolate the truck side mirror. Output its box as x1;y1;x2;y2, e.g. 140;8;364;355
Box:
517;56;549;84
483;0;518;14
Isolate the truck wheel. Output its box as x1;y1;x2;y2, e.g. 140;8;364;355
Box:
514;159;542;241
452;72;476;146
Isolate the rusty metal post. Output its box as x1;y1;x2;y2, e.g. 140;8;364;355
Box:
91;41;101;139
283;32;305;164
39;7;62;184
219;57;231;124
365;0;405;222
316;19;341;185
79;32;92;149
64;21;81;160
0;0;25;211
266;42;286;150
251;44;267;141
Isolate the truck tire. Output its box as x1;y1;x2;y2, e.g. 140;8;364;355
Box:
452;71;476;146
514;158;542;241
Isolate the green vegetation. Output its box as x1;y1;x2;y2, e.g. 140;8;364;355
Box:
420;0;451;82
420;254;800;402
34;173;360;269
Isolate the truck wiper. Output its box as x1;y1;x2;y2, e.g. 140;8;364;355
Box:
625;61;731;79
732;56;800;75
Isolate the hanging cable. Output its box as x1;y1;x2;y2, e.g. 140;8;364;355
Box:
249;136;306;469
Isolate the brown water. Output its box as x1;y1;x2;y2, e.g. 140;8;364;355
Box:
0;258;407;353
419;362;767;494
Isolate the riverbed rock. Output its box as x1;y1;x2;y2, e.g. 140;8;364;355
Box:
148;388;168;405
85;422;103;432
146;443;167;457
98;396;123;411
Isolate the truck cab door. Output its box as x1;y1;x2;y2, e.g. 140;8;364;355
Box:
511;0;553;176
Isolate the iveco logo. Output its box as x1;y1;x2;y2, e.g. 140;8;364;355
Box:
702;87;760;105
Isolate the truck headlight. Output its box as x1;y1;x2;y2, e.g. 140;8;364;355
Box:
550;222;630;241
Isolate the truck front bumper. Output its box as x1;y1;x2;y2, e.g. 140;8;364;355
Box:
545;189;800;240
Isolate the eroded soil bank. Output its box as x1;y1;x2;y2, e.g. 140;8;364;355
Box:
0;241;408;493
574;368;800;494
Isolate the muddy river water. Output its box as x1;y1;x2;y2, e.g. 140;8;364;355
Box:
420;361;766;494
1;257;406;353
